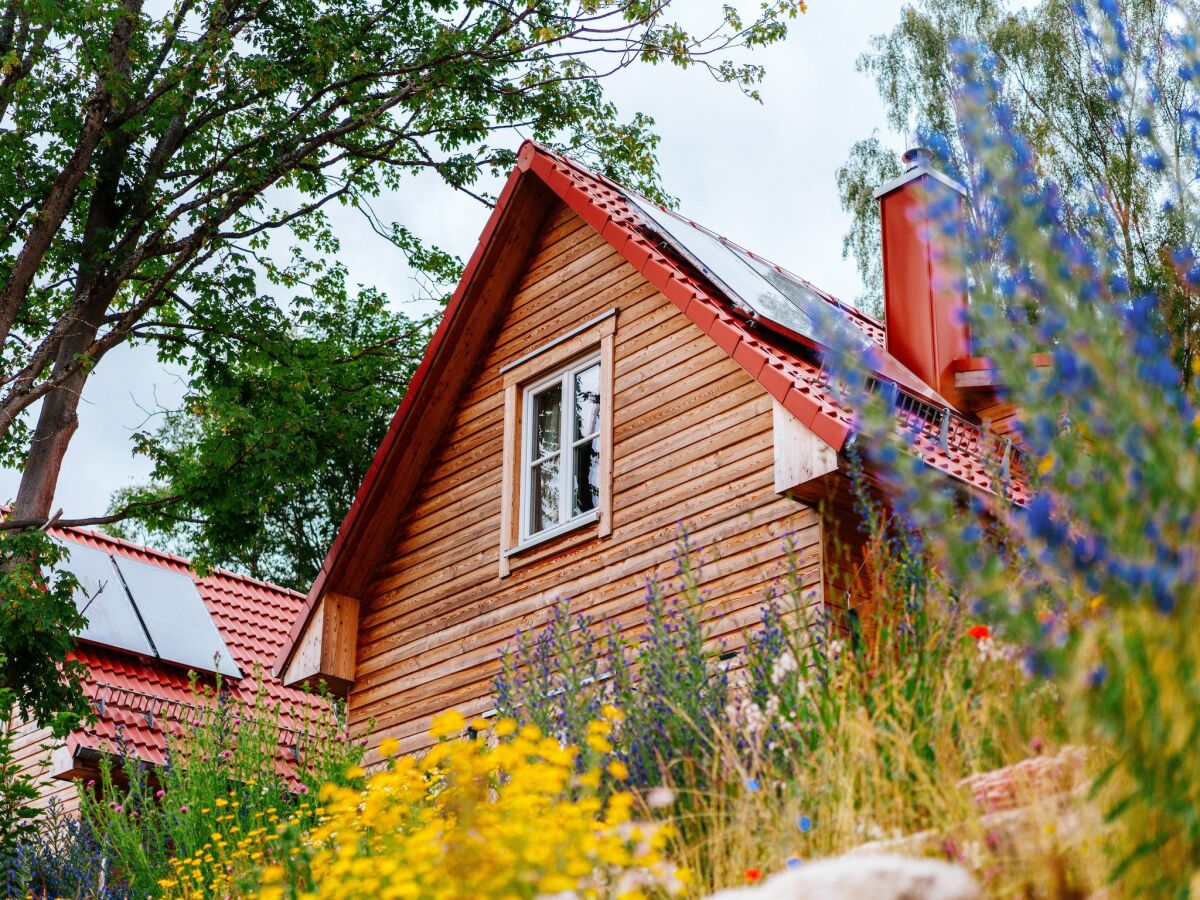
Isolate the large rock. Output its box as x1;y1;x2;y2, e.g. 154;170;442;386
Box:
708;854;981;900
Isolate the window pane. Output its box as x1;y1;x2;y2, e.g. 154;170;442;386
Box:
573;363;601;440
572;438;600;516
533;383;562;458
530;456;560;533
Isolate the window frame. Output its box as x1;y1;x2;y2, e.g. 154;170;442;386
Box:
518;355;603;546
498;309;617;577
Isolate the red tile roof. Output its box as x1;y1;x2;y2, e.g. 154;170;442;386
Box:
279;142;1029;674
53;525;328;775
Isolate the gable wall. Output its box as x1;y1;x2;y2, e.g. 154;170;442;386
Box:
349;203;824;754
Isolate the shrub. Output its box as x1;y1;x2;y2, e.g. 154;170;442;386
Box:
816;6;1200;895
494;509;1069;892
77;671;361;896
495;532;729;791
0;798;124;900
0;687;39;863
165;709;689;900
684;518;1071;894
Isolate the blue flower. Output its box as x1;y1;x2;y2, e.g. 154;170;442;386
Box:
797;815;813;833
745;778;761;793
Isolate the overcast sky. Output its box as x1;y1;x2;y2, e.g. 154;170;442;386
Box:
0;1;911;520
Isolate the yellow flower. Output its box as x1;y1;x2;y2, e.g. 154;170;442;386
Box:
601;704;625;722
587;734;614;754
344;765;365;779
429;709;466;739
1037;453;1056;476
493;717;517;737
165;712;685;900
378;736;400;757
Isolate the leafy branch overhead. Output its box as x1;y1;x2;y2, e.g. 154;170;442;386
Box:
836;0;1200;369
0;0;804;537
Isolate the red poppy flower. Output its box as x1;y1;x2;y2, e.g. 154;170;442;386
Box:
744;868;762;883
967;625;991;641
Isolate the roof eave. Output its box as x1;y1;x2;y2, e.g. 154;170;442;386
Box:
276;152;558;675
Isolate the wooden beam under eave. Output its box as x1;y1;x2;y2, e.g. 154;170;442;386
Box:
772;400;840;504
281;592;360;696
50;742;94;782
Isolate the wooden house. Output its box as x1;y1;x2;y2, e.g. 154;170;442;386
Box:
10;524;326;812
275;143;1028;757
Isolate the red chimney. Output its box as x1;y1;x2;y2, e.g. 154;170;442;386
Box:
874;147;971;408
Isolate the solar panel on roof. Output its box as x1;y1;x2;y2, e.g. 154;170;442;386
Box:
621;192;873;353
111;555;242;679
59;542;155;657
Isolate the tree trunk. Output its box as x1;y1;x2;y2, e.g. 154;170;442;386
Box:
12;118;131;522
13;282;120;521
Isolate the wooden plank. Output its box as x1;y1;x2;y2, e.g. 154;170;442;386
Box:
282;599;326;685
355;517;821;689
320;592;360;687
361;443;795;636
498;383;519;578
598;331;615;538
356;495;817;681
772;400;839;494
367;436;774;604
350;554;825;729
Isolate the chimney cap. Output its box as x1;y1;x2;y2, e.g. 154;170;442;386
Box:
873;146;968;200
902;146;934;170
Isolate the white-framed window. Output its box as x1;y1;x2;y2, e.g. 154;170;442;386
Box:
498;308;616;576
520;356;602;542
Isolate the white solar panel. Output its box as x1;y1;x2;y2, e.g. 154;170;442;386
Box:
112;556;242;678
58;542;155;657
622;192;873;353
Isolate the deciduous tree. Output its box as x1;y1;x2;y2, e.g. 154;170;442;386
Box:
0;0;804;537
837;0;1200;373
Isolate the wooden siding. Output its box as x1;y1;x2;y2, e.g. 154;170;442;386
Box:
8;720;78;813
349;203;823;755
